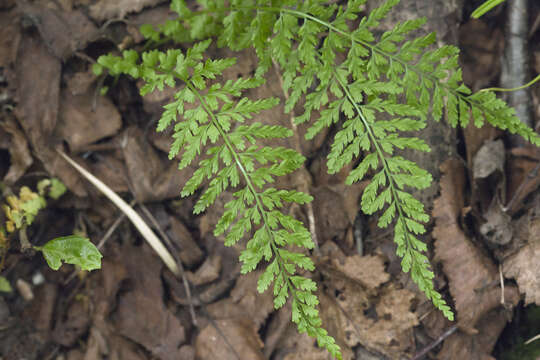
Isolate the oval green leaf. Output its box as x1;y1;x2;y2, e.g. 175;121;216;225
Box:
36;235;102;271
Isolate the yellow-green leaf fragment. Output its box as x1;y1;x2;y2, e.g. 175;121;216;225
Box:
0;276;12;293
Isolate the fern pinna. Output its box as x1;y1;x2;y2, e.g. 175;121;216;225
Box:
94;0;540;358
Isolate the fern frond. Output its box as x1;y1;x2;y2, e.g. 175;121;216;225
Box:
94;0;540;356
161;0;538;319
95;42;341;359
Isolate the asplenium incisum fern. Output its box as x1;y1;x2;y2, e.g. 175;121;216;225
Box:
94;0;540;358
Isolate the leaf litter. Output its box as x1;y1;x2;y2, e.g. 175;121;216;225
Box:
1;1;540;359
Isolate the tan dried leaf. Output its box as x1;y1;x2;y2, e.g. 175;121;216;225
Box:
332;255;390;289
504;241;540;305
433;159;519;329
195;318;265;360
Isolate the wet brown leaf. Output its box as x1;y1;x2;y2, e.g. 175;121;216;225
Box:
433;159;519;329
195;318;265;360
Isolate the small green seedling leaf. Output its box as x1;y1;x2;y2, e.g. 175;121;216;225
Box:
48;178;67;200
0;276;12;293
35;235;102;271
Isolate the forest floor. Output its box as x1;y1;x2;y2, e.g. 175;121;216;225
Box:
1;1;540;359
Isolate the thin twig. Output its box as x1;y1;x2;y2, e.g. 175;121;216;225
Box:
272;60;320;254
412;325;458;360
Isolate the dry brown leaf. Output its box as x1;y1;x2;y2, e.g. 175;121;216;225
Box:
0;116;32;183
14;32;88;196
316;245;418;359
113;245;186;360
331;255;390;289
329;284;418;359
89;0;166;21
0;9;20;69
504;241;540;305
479;199;513;246
122;126;191;202
206;271;275;329
186;254;221;286
459;19;503;92
53;300;90;347
58;88;122;152
195;318;265;360
17;2;97;60
312;186;350;244
505;146;540;214
169;216;204;268
437;309;508;360
433;159;519;329
472;140;505;180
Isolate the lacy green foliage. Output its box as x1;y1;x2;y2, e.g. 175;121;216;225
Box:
94;0;540;357
96;39;340;357
34;235;102;271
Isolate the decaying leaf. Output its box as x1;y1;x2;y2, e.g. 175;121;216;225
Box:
17;2;97;60
504;241;540;305
433;159;519;358
195;318;265;360
186;254;221;286
57;87;122;152
314;247;418;359
331;254;390;289
122;126;192;202
114;245;186;360
473;139;505;180
479;199;513;245
0;116;33;184
206;271;275;329
89;0;167;21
